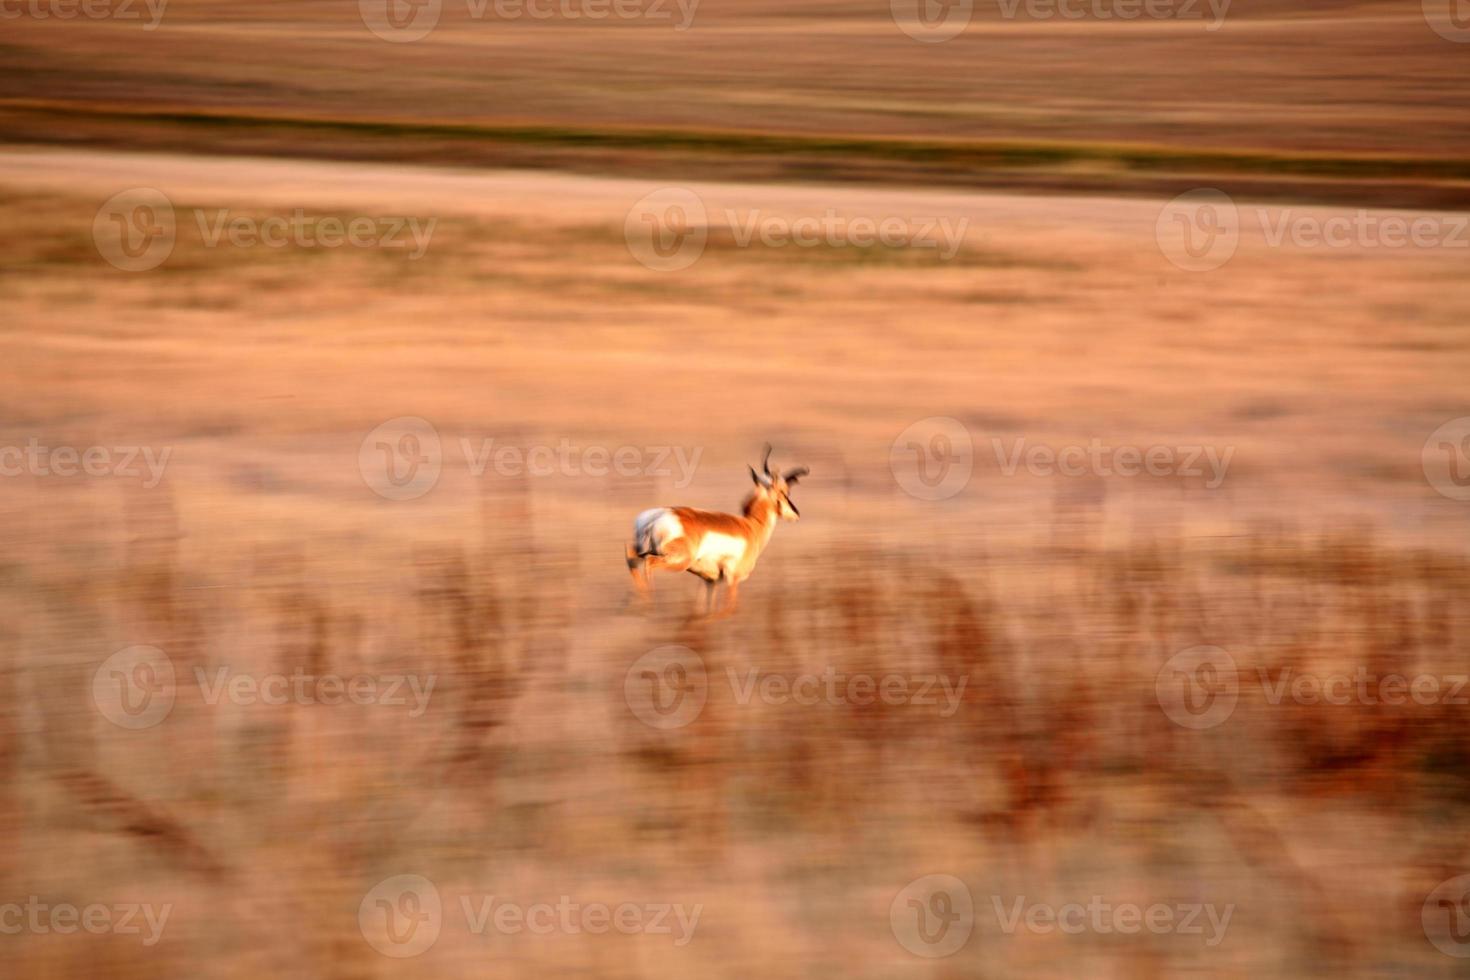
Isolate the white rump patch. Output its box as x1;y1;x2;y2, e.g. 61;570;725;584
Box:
634;508;684;556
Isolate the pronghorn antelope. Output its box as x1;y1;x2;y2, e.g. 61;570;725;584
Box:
626;445;808;616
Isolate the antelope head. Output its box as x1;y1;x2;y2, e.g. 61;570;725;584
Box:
748;443;809;522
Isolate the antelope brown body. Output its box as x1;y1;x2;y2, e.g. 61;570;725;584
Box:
625;445;808;616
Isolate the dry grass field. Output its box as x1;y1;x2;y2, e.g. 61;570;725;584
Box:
2;0;1466;153
0;141;1468;978
4;0;1470;204
3;4;1470;977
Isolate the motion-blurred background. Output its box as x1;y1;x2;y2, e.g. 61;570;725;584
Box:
2;1;1469;977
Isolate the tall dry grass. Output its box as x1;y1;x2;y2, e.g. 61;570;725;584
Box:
6;476;1470;977
0;153;1466;977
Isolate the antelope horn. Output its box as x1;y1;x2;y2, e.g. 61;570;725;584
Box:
760;443;774;476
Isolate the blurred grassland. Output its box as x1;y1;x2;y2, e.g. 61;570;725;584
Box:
0;154;1468;976
4;0;1470;205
